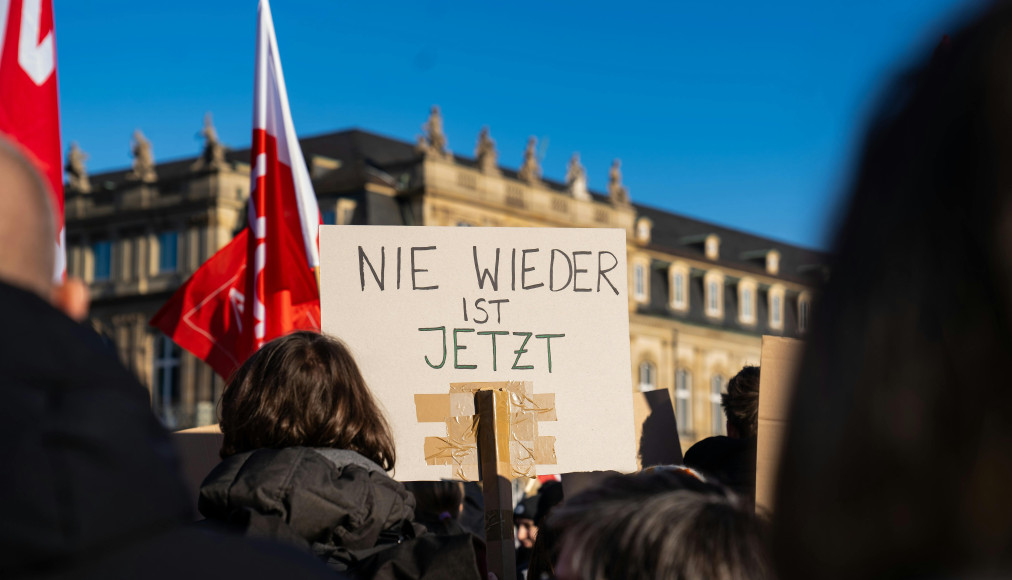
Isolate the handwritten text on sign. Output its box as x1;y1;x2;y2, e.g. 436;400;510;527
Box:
321;226;637;481
356;245;621;372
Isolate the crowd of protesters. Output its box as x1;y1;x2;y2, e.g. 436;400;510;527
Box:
6;1;1012;578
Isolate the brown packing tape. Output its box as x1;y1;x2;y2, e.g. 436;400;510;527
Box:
418;381;558;480
529;393;557;421
450;380;531;396
458;464;479;481
446;416;477;445
423;437;456;465
511;410;536;441
414;393;450;422
494;389;513;478
449;392;476;417
508;440;537;478
533;436;557;465
424;435;478;464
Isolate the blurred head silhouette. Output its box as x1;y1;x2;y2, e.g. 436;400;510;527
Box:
0;136;88;320
775;4;1012;578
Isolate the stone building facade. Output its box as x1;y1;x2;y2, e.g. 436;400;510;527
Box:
64;110;823;450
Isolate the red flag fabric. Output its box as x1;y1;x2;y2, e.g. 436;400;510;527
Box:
0;0;64;278
151;0;321;379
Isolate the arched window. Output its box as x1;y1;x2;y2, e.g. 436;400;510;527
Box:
638;361;657;392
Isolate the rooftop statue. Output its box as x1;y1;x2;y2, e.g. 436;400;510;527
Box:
566;152;588;200
608;158;629;205
475;127;498;174
418;105;450;159
65;142;91;193
127;129;157;182
193;113;226;171
518;136;541;184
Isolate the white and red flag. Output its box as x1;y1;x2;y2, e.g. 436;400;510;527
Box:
151;0;321;378
0;0;64;279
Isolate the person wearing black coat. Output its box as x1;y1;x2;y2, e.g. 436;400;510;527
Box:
683;366;760;502
200;331;482;580
0;138;333;580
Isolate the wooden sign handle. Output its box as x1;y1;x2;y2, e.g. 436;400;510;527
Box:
476;389;517;580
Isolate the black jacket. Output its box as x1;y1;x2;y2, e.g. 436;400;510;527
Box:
200;446;483;579
0;281;332;579
683;435;758;501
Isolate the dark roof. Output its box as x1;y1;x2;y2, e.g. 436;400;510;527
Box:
635;203;825;286
87;128;418;190
85;128;826;283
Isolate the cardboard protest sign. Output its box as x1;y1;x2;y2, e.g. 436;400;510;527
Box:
755;335;803;513
633;389;683;468
171;424;224;517
320;226;637;481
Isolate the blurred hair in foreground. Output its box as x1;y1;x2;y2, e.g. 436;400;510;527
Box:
546;467;772;580
775;3;1012;578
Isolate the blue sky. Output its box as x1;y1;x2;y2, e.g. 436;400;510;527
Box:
54;0;984;249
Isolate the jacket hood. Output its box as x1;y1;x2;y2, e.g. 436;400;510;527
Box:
199;447;420;560
0;282;192;576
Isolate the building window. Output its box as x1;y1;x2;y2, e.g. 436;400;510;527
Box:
766;250;780;275
153;334;181;429
739;278;757;324
92;240;112;281
336;199;357;225
710;374;725;436
669;263;688;311
674;272;685;307
704;234;720;260
633;263;646;302
769;285;785;330
705;272;723;317
798;292;812;333
157;231;179;273
676;369;692;434
636;217;652;244
638;361;657;392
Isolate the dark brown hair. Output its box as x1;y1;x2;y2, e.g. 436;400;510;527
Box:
550;470;772;580
219;330;395;470
721;365;760;438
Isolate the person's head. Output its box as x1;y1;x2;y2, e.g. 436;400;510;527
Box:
774;5;1012;578
405;480;464;522
219;331;395;471
722;365;760;439
551;470;771;580
0;136;88;319
514;494;539;549
534;480;564;528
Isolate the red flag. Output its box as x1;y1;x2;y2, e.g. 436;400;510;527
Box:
0;0;64;278
151;0;321;379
